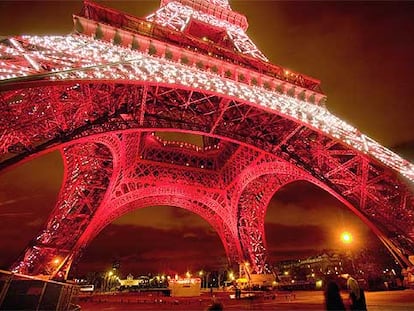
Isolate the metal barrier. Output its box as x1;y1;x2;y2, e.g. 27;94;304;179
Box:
0;270;79;310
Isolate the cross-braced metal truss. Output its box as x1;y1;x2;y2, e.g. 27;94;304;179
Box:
1;0;414;279
3;83;413;278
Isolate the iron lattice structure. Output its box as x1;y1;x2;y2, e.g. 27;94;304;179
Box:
1;0;414;279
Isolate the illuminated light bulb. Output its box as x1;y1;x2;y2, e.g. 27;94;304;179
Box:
1;35;413;182
341;232;353;244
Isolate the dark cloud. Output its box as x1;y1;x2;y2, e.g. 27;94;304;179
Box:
0;213;46;269
0;152;62;269
267;181;370;234
266;223;328;252
113;206;217;232
75;222;226;276
268;180;341;211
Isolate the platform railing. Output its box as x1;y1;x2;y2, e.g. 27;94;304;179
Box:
0;269;79;310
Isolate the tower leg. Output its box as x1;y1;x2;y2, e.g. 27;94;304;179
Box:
11;142;113;279
237;174;294;273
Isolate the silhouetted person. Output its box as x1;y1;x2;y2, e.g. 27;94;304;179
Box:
346;274;367;310
324;281;345;311
235;287;241;299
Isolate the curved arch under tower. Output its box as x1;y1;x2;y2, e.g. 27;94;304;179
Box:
0;0;413;280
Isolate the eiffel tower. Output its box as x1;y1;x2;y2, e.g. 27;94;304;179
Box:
0;0;413;280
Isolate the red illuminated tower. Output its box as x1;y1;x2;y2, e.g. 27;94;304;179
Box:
1;0;413;280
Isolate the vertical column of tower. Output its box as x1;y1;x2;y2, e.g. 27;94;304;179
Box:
236;171;297;274
60;133;126;275
68;132;142;260
11;142;114;278
237;175;275;273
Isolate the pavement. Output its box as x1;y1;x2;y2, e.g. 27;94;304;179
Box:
77;289;414;310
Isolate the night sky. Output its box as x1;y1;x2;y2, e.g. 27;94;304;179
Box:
0;1;413;277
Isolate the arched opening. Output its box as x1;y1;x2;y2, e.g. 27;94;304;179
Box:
70;206;227;278
265;180;402;289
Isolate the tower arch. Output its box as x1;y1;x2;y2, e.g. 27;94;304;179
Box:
10;141;114;276
76;204;229;275
5;85;414;277
68;196;240;278
1;0;413;279
76;187;243;270
236;163;413;274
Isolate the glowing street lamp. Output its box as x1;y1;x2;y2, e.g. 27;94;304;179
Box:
340;231;356;274
199;271;205;288
341;231;353;244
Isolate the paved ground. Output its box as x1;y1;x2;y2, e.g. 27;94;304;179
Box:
77;289;414;310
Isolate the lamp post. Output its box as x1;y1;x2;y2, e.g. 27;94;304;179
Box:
199;271;204;288
341;231;356;275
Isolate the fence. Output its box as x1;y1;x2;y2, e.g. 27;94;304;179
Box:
0;269;79;310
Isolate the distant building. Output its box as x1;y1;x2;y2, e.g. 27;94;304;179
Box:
169;277;201;297
277;252;344;275
275;251;347;289
118;274;150;290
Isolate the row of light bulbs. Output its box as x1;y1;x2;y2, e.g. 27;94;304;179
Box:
1;33;413;183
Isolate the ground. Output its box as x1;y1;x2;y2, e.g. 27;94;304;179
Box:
76;289;414;310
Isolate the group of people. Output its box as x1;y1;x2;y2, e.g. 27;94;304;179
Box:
325;274;367;310
207;273;366;311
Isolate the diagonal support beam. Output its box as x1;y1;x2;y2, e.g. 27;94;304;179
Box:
209;98;231;134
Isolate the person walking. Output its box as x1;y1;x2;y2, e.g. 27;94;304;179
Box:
345;274;367;310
